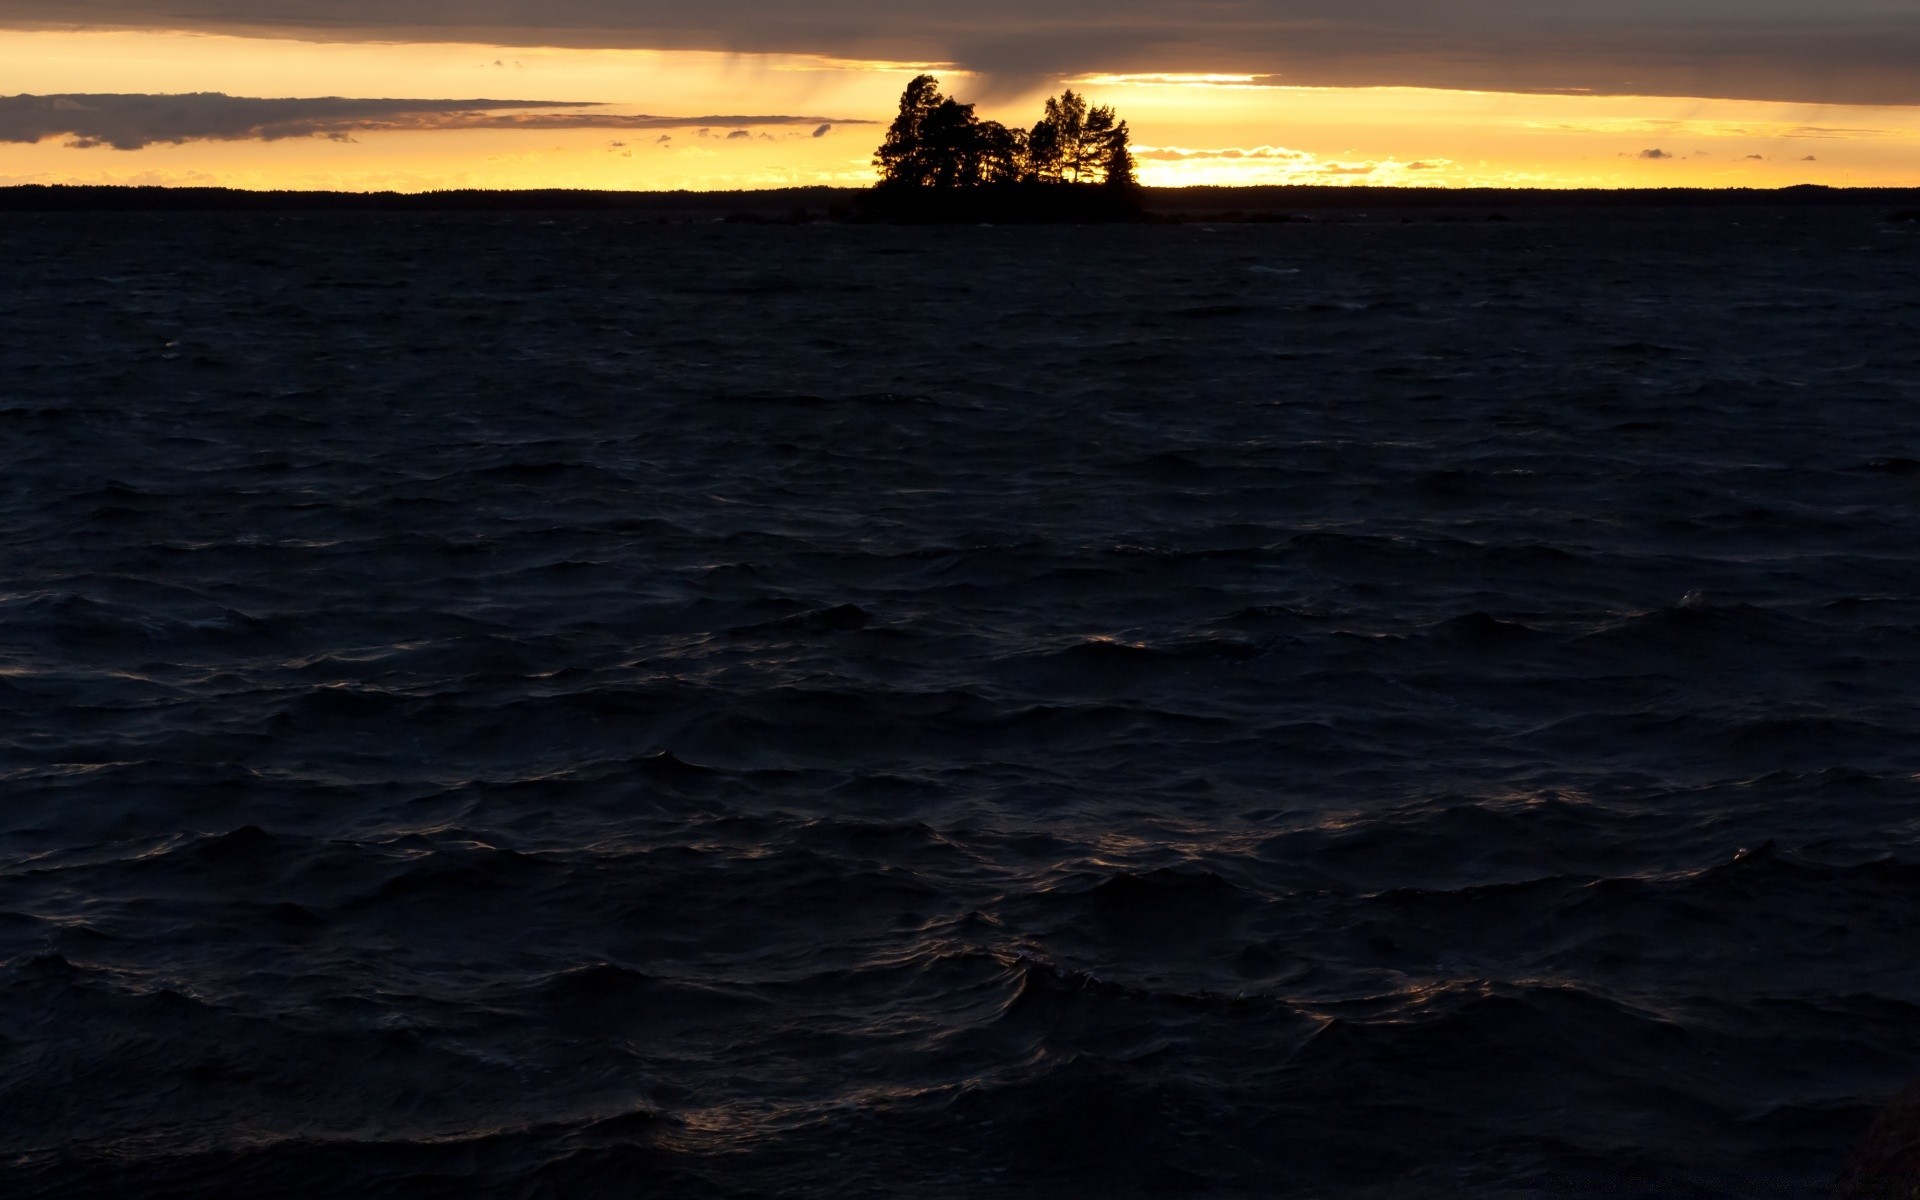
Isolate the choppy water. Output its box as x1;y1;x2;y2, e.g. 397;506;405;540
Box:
3;209;1919;1198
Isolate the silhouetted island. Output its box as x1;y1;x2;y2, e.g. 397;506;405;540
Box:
863;75;1142;223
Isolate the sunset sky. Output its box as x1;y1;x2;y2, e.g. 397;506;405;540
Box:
4;2;1919;190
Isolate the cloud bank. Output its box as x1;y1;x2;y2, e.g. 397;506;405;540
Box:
5;1;1920;105
0;93;867;149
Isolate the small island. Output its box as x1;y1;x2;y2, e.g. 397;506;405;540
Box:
865;75;1142;222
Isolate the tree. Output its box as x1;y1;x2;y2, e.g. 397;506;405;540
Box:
1079;105;1115;183
1024;116;1062;183
874;74;945;188
1031;89;1091;182
977;120;1025;185
1104;121;1136;188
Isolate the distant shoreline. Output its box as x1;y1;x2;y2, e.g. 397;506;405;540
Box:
3;182;1917;218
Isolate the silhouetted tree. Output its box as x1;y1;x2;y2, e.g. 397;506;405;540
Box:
977;119;1026;185
922;100;1025;187
1104;120;1137;188
875;76;1133;190
1024;116;1063;183
874;74;945;188
1030;90;1091;182
918;98;977;187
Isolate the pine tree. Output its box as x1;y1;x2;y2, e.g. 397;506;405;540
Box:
1103;120;1137;188
1025;116;1062;183
874;75;945;188
1039;90;1090;182
1081;105;1117;183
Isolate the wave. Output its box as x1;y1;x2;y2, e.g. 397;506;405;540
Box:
3;210;1918;1197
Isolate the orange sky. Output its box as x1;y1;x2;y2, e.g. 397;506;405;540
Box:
3;29;1918;190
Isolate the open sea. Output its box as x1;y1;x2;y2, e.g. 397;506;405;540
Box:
3;207;1919;1198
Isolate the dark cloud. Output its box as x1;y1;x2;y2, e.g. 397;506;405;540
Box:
725;128;750;139
1638;147;1674;159
812;123;831;137
0;93;870;149
4;1;1920;105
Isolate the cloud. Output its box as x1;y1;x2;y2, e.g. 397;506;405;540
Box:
1075;73;1277;88
1135;144;1312;162
1131;143;1455;184
812;123;832;137
1783;125;1889;139
1638;148;1674;159
0;93;870;149
725;128;751;139
5;1;1920;105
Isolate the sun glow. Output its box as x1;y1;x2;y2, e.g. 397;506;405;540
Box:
2;28;1918;190
1083;80;1920;188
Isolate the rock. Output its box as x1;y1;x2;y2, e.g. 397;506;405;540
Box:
1838;1082;1920;1199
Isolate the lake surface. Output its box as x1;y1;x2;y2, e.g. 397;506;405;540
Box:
3;208;1919;1198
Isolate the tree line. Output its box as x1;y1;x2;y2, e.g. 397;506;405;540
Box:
874;76;1136;190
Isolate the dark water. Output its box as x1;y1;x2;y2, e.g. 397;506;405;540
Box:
3;209;1919;1198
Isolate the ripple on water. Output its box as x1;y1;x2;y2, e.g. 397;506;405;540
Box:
1;209;1918;1197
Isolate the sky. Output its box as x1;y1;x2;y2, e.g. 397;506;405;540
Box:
3;2;1919;190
